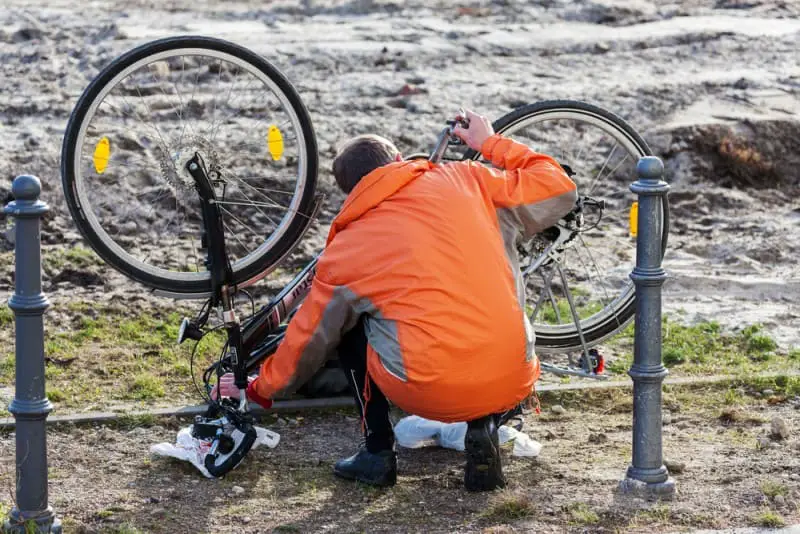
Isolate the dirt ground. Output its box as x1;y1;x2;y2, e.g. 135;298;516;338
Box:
1;384;799;533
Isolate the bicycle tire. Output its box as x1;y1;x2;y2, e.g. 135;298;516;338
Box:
61;36;319;296
464;100;669;353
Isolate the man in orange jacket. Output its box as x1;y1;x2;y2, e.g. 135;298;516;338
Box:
217;109;577;491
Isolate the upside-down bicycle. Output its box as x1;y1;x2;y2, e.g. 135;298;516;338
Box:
60;36;668;476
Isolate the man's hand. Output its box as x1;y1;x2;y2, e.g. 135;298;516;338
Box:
453;108;495;152
210;373;255;400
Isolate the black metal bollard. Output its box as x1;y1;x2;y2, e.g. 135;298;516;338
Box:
3;176;61;533
619;157;675;498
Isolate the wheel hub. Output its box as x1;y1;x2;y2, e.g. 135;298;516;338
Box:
156;135;222;192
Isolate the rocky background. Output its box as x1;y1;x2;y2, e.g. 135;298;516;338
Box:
0;0;798;347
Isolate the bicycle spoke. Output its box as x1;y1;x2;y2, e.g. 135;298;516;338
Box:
587;142;618;196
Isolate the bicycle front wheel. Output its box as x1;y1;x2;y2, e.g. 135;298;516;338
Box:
61;36;319;296
465;100;668;353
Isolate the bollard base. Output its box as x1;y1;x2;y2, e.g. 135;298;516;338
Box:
3;508;62;534
617;476;677;500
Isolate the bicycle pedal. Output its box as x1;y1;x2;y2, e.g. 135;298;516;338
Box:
191;421;221;441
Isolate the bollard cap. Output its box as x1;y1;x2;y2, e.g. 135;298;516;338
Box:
636;157;664;181
11;175;42;201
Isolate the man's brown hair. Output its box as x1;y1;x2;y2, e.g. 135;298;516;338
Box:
332;134;400;194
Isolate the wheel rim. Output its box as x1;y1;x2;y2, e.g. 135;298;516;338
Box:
493;108;651;345
72;47;310;284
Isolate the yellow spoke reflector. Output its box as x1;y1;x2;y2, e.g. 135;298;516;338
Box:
267;125;284;161
629;201;638;237
93;137;110;174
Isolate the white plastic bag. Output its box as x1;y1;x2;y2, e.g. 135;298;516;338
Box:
150;425;280;478
394;415;542;457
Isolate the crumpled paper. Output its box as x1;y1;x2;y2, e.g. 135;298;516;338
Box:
151;425;280;478
394;415;542;457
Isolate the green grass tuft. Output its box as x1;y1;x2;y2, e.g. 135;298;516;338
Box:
567;502;600;526
483;491;536;522
46;389;67;403
759;479;788;498
129;374;165;401
753;509;785;528
0;307;13;328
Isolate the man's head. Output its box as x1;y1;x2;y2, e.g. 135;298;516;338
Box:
332;134;401;194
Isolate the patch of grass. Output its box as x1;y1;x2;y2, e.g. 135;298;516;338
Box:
128;374;165;401
46;389;67;403
566;502;600;526
482;491;536;522
114;413;158;429
737;375;800;397
724;388;744;405
633;504;671;525
43;245;103;272
759;479;788;498
662;347;686;367
0;307;13;327
102;524;146;534
789;348;800;361
606;317;796;377
0;354;14;380
752;509;785;528
605;352;632;374
540;298;603;324
741;324;778;354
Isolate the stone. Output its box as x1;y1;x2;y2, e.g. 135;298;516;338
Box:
774;495;786;507
550;404;566;415
594;42;611;53
396;83;427;96
544;429;557;440
618;477;676;499
763;389;775;396
662;413;672;425
664;459;686;474
770;417;790;441
588;432;608;444
232;486;245;495
757;436;771;449
242;517;252;524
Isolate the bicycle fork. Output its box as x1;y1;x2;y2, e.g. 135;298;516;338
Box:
185;153;249;404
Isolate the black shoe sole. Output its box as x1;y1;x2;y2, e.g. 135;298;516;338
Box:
333;465;397;487
464;426;506;492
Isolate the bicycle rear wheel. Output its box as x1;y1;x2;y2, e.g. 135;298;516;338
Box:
61;36;318;297
464;100;668;353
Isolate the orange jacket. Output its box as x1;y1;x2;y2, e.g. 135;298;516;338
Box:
250;134;577;422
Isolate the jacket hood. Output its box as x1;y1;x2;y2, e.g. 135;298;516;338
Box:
327;159;433;245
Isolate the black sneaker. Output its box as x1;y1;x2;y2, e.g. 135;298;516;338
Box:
333;446;397;487
464;415;506;492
